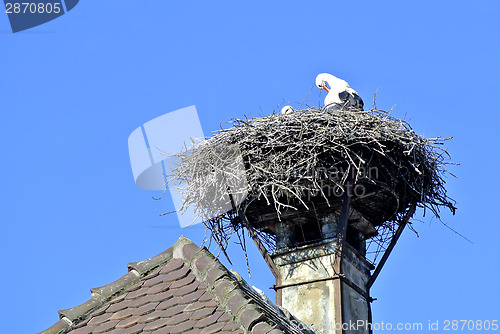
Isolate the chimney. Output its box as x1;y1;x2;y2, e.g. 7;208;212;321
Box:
270;209;374;334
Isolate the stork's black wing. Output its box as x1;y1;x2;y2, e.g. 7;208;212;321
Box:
353;92;364;111
338;91;364;111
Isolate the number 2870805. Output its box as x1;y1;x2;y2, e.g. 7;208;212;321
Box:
5;2;62;14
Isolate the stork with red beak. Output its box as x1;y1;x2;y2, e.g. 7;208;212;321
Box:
315;73;364;111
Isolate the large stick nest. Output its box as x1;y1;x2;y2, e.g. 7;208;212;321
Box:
168;107;456;252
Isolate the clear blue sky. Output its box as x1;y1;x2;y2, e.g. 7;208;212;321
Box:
1;1;499;333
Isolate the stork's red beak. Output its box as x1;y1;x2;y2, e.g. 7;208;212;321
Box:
322;84;330;93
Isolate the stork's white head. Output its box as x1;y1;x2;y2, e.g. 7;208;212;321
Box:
280;105;294;115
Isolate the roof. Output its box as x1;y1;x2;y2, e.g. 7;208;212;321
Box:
40;236;314;334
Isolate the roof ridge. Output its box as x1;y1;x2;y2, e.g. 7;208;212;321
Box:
234;275;316;334
180;239;285;333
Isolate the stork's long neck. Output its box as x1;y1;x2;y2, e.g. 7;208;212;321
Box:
323;76;344;105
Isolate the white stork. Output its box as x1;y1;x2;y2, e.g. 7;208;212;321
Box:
315;73;364;111
280;105;294;115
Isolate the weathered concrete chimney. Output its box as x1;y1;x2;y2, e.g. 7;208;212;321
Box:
262;204;375;334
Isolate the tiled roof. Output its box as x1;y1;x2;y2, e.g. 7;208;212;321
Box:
40;236;314;334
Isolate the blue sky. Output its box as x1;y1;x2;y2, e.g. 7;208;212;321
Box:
1;1;499;333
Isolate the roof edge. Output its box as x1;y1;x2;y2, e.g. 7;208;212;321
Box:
39;236;195;334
